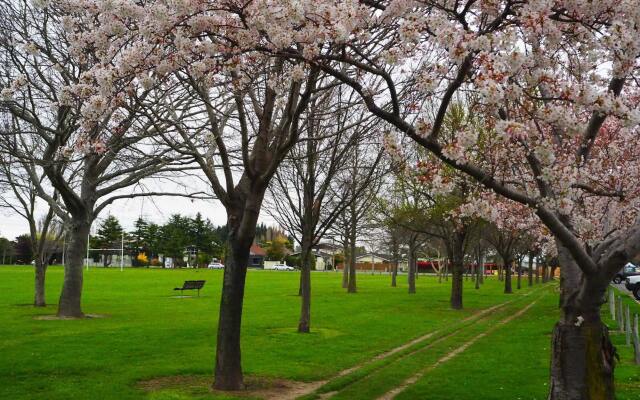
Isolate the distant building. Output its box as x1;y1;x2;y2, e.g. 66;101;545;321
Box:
250;244;266;268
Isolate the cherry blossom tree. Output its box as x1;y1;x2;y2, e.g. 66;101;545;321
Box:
0;1;201;317
286;3;640;396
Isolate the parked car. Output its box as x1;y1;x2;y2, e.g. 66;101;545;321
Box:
207;262;224;270
273;264;295;271
613;263;640;284
625;275;640;300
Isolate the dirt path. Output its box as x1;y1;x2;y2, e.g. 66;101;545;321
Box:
376;297;542;400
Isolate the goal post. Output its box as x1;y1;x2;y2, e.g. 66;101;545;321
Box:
85;232;125;271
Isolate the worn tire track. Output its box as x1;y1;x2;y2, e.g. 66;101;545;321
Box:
376;294;544;400
299;286;549;400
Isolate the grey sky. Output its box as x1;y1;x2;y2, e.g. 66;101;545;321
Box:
0;195;277;240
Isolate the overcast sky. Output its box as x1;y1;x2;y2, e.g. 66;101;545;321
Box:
0;195;277;240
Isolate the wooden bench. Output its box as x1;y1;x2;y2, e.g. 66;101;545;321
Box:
174;280;206;296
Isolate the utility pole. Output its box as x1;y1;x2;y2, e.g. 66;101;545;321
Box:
120;231;124;272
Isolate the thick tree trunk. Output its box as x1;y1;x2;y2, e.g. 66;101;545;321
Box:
57;219;90;318
549;317;615;400
504;261;513;294
213;210;256;391
214;238;251;390
547;243;615;400
34;259;47;307
475;263;481;289
536;263;540;284
298;238;312;333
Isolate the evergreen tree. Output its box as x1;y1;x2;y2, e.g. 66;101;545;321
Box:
94;215;123;267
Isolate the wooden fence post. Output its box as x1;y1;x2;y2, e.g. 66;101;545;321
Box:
633;313;640;365
617;296;624;331
625;304;632;346
609;288;616;320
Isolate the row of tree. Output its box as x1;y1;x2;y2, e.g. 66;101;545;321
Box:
1;1;638;397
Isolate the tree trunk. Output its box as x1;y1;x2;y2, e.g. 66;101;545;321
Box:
342;241;349;289
550;265;558;280
528;252;534;287
34;259;47;307
391;260;397;287
449;232;465;309
547;242;615;399
213;210;256;391
504;261;513;294
298;237;312;333
408;236;416;294
347;225;357;293
536;262;540;284
475;251;482;290
517;258;522;290
57;219;90;318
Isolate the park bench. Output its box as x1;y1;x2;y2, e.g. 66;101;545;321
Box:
174;280;206;296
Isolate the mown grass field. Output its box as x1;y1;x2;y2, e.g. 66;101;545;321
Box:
0;266;638;400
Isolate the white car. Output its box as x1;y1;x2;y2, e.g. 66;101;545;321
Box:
207;262;224;270
625;275;640;300
273;264;295;271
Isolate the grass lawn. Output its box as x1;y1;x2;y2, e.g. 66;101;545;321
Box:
0;266;638;399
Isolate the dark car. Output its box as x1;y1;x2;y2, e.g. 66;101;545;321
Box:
613;263;640;284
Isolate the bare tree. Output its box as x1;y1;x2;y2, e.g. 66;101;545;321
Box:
327;139;386;294
265;87;379;332
0;149;62;306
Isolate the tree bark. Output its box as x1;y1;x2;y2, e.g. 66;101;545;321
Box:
528;252;534;287
347;223;357;293
548;244;615;399
297;236;312;333
517;258;522;290
213;206;258;391
391;259;397;287
449;232;465;309
34;259;47;307
57;218;90;318
342;240;349;289
504;261;513;294
408;235;416;294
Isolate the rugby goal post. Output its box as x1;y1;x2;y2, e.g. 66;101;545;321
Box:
86;231;125;272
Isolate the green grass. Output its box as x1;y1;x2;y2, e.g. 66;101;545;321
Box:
0;266;638;399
